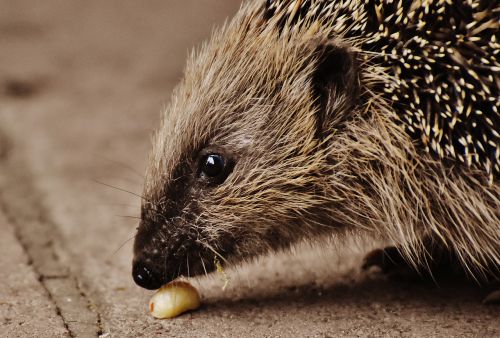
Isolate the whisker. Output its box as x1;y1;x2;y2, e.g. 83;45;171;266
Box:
201;241;229;264
199;253;208;277
164;251;171;285
92;153;144;179
93;179;151;202
115;215;141;220
111;233;137;257
92;203;139;208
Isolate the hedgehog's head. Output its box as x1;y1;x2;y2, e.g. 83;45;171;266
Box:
132;2;360;289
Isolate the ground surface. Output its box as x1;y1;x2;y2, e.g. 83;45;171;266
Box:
0;1;498;337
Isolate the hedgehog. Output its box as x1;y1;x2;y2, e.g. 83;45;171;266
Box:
132;0;500;296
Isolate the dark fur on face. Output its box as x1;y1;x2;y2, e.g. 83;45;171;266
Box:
132;0;499;289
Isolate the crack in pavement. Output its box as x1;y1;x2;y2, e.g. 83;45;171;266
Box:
0;129;103;337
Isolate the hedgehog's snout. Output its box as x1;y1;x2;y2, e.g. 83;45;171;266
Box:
132;220;170;289
132;238;187;290
132;256;165;290
132;217;219;289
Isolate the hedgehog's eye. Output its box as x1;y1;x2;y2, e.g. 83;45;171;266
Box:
201;154;224;177
198;153;232;184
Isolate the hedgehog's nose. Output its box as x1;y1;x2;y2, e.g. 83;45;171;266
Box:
132;260;164;290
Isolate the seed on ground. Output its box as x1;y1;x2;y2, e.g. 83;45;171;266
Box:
149;281;201;319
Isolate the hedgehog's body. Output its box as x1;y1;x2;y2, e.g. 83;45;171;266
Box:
132;0;499;291
268;0;500;178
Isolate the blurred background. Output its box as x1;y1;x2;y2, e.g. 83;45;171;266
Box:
0;1;497;337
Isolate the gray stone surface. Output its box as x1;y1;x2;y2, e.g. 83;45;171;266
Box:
0;211;68;338
0;1;498;337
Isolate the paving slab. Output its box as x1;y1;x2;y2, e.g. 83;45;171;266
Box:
0;211;68;338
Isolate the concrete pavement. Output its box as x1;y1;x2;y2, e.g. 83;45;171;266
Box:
0;210;68;338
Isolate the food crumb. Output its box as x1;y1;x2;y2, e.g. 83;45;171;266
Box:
214;256;230;290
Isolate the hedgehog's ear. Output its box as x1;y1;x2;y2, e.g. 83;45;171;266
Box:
311;42;359;137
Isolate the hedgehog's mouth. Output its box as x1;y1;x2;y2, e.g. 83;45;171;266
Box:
167;248;218;281
133;249;201;290
132;233;235;290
